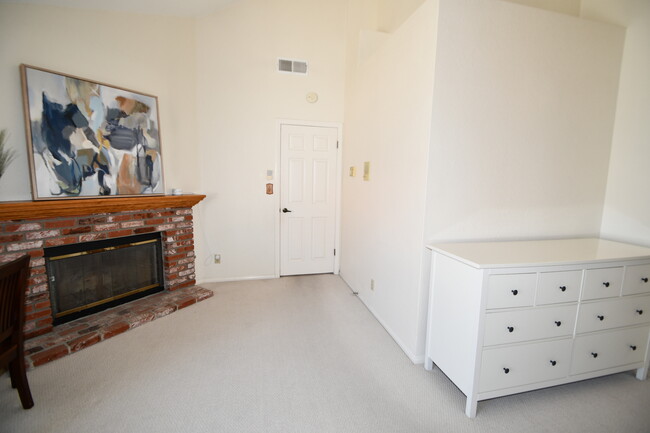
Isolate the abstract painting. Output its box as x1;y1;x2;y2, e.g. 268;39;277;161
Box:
20;65;164;200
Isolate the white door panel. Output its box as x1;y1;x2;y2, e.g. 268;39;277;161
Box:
313;160;329;203
281;125;337;275
287;217;303;260
311;217;327;259
288;159;304;202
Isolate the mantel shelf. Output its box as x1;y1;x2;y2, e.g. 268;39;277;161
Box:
0;194;206;221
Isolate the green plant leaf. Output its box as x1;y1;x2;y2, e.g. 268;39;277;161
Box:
0;128;17;178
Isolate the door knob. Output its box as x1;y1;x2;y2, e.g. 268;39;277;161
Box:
282;208;292;213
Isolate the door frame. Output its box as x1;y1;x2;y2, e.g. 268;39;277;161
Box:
275;119;342;278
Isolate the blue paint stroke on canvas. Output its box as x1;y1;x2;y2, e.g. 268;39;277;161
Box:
40;93;83;194
25;67;163;198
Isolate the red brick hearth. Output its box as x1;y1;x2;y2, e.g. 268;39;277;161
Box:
24;285;212;368
0;194;210;367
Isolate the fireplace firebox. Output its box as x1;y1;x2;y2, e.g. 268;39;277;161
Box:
0;194;205;340
45;232;164;325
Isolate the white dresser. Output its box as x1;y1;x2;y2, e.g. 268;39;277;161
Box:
424;238;650;417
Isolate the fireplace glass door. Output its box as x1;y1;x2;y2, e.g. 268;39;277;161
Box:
45;232;164;325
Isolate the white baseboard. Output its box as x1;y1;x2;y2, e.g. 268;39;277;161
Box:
197;275;277;284
361;300;424;365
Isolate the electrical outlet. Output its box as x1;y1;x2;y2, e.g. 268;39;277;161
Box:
214;254;221;264
370;279;375;291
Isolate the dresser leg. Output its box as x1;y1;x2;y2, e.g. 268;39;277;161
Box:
465;397;477;418
425;358;434;371
636;367;648;381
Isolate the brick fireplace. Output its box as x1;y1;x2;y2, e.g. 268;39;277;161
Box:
0;194;208;365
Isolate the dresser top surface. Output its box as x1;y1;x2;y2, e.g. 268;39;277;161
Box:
426;238;650;269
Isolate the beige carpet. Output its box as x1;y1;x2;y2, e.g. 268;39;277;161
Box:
1;274;649;433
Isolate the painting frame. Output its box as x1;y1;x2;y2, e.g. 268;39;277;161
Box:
20;64;166;200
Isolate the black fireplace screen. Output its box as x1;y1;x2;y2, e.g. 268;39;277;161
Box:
45;232;164;325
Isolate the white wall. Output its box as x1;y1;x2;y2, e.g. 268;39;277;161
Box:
341;0;626;362
193;0;347;282
377;0;426;32
0;3;199;201
501;0;581;16
425;0;625;243
581;0;650;247
341;0;439;361
419;0;625;360
0;1;348;285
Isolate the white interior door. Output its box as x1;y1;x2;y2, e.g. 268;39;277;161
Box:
280;124;338;276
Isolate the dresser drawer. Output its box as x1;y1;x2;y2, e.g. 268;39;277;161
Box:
623;264;650;296
487;274;536;309
479;339;572;393
571;326;650;375
582;267;624;300
484;305;577;346
576;295;650;334
537;270;582;305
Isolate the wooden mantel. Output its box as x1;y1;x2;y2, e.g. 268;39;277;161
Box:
0;194;206;221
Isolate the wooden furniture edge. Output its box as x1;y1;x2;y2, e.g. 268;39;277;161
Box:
0;194;206;221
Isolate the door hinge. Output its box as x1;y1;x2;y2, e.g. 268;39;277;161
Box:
334;249;336;256
336;141;339;149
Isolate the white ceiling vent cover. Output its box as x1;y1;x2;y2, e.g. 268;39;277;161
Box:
278;58;308;75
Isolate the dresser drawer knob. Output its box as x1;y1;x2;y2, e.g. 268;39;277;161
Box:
507;326;514;333
591;352;598;358
550;360;557;366
511;289;518;296
503;368;510;374
559;286;567;292
630;345;637;351
602;282;610;288
555;321;562;327
597;315;605;321
642;278;649;283
637;309;644;315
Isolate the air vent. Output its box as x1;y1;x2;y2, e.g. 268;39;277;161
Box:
278;59;293;72
278;58;308;75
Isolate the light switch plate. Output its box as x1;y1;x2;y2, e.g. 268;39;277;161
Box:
363;161;370;181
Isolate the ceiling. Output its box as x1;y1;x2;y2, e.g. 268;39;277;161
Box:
0;0;238;16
